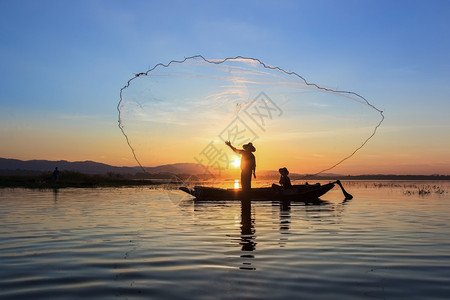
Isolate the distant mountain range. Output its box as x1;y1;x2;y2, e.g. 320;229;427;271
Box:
0;157;321;178
0;158;285;177
0;158;135;174
2;158;447;180
0;158;208;175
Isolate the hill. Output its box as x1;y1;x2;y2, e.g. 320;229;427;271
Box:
0;158;139;175
1;158;448;180
0;158;208;176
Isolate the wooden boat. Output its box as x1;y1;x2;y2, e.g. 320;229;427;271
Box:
179;182;337;201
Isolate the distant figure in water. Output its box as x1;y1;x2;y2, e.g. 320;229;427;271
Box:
278;167;292;189
225;141;256;193
53;167;59;182
272;167;292;189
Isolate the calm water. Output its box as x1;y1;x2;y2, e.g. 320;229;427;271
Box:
1;181;450;299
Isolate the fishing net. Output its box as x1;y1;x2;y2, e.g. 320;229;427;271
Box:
117;56;384;178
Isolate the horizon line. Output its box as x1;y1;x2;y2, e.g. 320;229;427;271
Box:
0;157;448;177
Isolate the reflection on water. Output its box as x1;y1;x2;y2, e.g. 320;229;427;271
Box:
1;182;450;299
240;200;255;270
279;200;291;248
53;188;59;203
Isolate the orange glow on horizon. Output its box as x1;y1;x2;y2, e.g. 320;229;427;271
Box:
5;118;448;176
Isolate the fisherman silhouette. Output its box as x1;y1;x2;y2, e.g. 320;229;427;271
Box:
53;167;59;182
225;141;256;193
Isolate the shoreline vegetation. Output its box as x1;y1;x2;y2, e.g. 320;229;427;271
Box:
0;171;160;189
0;170;449;189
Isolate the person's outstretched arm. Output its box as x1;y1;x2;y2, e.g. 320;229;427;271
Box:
225;141;243;154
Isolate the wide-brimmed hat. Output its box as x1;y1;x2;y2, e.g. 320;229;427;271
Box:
243;142;256;152
279;167;289;175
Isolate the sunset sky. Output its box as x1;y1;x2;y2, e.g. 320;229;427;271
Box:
1;0;449;175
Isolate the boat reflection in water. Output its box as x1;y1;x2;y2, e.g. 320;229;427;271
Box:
277;196;352;248
192;191;352;271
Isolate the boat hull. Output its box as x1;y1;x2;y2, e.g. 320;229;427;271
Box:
179;183;335;201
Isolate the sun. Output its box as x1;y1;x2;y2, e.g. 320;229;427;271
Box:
232;158;241;168
234;179;240;189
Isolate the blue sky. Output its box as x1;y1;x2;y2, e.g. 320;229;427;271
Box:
1;0;449;174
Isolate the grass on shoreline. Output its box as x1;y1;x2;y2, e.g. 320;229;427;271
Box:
0;171;163;189
404;184;447;195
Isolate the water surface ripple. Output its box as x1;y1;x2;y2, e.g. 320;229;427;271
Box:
1;182;449;299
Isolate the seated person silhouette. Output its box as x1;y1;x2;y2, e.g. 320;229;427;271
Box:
273;167;292;189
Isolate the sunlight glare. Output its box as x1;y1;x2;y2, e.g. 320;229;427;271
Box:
234;179;240;189
232;158;241;168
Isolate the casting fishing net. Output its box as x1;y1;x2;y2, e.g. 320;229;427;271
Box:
117;56;384;179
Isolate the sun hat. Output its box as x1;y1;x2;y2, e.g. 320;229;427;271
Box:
279;167;289;175
242;142;256;152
